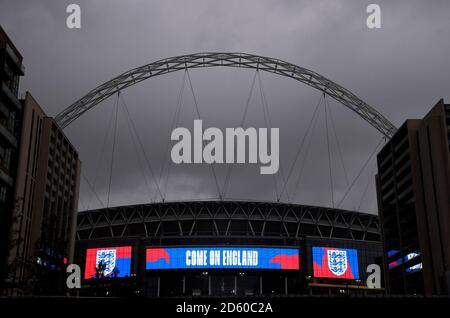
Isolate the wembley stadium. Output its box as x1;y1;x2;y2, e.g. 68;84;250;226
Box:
74;200;383;297
59;53;393;298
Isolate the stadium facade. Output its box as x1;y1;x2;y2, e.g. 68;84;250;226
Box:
74;201;384;297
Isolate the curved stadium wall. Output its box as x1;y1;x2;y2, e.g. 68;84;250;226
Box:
74;201;382;297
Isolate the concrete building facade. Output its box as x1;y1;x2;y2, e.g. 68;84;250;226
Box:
9;92;81;294
376;99;450;295
0;25;25;293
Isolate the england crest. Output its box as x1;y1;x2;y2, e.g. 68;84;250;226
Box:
96;249;117;276
327;249;347;276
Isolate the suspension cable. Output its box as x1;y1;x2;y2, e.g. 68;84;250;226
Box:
79;199;87;211
257;71;289;201
119;93;165;202
324;94;335;208
159;70;187;201
106;92;120;208
279;93;323;201
120;96;156;203
326;97;356;210
81;171;105;208
186;69;223;200
222;70;258;198
357;162;378;211
290;94;324;203
86;96;115;210
337;137;384;209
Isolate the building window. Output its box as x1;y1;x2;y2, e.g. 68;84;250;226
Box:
8;111;16;132
0;185;7;203
0;145;12;171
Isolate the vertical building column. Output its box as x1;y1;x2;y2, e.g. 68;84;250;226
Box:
208;275;211;296
157;276;160;297
259;276;263;295
285;276;288;295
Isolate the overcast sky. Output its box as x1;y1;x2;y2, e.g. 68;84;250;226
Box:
1;0;450;214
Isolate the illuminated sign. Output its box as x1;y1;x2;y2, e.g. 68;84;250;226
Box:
84;246;132;279
146;247;299;270
312;246;359;279
406;263;422;273
388;250;421;272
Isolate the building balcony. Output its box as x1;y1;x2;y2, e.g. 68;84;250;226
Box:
5;44;25;75
0;165;13;187
1;82;22;111
0;122;18;148
0;100;9;118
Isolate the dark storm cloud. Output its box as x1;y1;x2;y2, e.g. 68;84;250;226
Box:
1;0;450;214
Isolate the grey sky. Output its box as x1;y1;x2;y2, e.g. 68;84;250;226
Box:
1;0;450;214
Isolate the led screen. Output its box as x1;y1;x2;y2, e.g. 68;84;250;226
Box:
406;263;422;273
388;250;421;270
312;246;359;279
387;249;399;258
146;247;299;270
84;246;132;279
